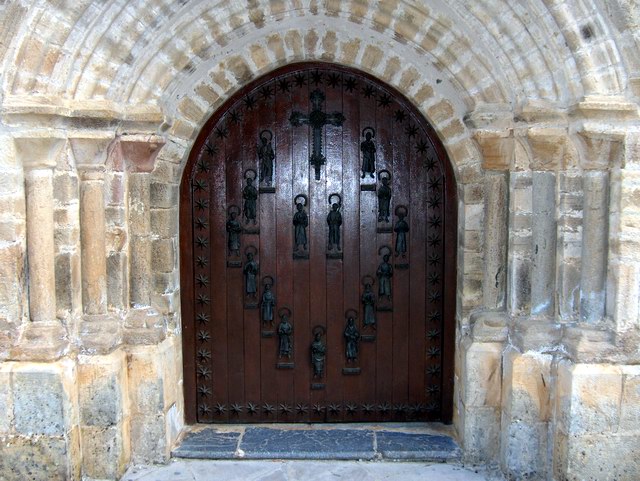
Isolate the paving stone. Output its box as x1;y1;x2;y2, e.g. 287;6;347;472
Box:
172;430;240;459
239;428;375;460
375;431;461;461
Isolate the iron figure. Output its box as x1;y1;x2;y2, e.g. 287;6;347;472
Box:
243;247;259;299
377;246;393;300
377;170;392;222
258;130;275;185
311;326;326;378
362;276;376;328
360;127;376;178
327;193;342;251
344;311;360;362
226;205;242;256
394;205;409;257
278;308;293;358
243;170;258;224
293;194;309;252
261;276;276;324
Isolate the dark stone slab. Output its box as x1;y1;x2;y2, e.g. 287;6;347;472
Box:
240;428;375;460
375;431;461;461
171;430;240;459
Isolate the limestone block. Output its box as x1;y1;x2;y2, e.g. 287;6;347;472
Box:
474;130;514;170
556;361;623;435
500;421;549;480
151;238;175;273
564;433;640;481
150;207;178;238
80;424;129;480
129;414;167;464
53;172;78;205
0;243;26;322
620;365;640;430
0;363;11;433
502;350;552;423
127;346;165;416
107;251;127;310
527;128;569;170
461;340;503;408
462;406;501;463
150;182;178;209
77;351;127;427
0;435;73;481
13;367;67;435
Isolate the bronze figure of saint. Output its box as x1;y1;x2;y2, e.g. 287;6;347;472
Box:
243;250;259;298
360;127;376;178
242;173;258;224
362;280;376;328
344;314;360;362
278;309;293;358
261;277;276;324
293;195;309;252
311;326;326;378
377;249;393;300
226;207;242;256
327;194;342;251
394;206;409;257
258;130;275;185
377;171;392;222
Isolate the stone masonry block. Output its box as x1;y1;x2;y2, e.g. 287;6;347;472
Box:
127;346;165;416
13;366;69;436
462;340;503;408
501;421;549;480
150;182;178;209
129;413;167;464
462;406;501;464
556;361;623;436
620;365;640;431
77;351;127;427
0;435;73;481
151;238;175;273
80;424;129;480
502;350;552;423
150;208;178;238
0;363;11;433
565;433;640;481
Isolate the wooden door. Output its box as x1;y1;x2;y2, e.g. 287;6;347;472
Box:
181;63;456;424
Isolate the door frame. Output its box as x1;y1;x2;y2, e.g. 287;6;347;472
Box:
179;62;457;424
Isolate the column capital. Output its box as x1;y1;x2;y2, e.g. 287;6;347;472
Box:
526;127;572;171
119;135;165;173
69;135;115;174
14;136;66;170
473;129;514;171
574;130;625;170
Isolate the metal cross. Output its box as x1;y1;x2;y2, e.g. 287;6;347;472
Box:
289;89;346;180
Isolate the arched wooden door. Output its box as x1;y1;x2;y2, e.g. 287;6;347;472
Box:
181;63;456;424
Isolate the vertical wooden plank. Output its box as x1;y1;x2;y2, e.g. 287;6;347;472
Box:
323;69;345;422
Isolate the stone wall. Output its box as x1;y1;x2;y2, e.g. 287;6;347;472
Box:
0;1;639;480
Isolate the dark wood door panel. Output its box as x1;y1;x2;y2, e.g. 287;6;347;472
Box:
180;63;456;424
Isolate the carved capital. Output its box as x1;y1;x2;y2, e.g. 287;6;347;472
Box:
14;136;65;170
69;136;115;176
119;135;165;173
473;129;514;171
527;128;570;170
575;131;624;170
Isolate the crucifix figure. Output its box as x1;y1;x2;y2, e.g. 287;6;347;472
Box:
290;89;346;180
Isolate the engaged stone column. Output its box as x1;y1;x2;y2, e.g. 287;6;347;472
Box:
120;136;165;344
13;137;67;360
71;137;120;352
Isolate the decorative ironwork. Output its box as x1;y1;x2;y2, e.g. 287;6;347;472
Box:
362;276;376;328
247;402;258;414
427;365;441;377
261;276;276;325
198;385;211;397
262;403;275;414
327;193;342;252
278;79;291;93
405;124;418;138
296;403;309;414
243;246;259;301
277;307;293;359
196;256;208;268
394;205;409;257
394;110;406;123
313;403;325;414
343;77;357;92
344;309;360;362
243;169;258;225
289;89;346;180
327;72;341;87
377;93;392;108
244;94;257;110
360;127;376;179
377;170;392;223
258;130;275;186
328;403;341;414
279;403;292;414
293;194;309;256
197;330;210;343
294;73;306;87
311;325;326;378
376;246;393;302
226;205;242;256
416;139;429;153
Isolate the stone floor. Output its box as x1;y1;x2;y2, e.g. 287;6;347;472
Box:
122;460;500;481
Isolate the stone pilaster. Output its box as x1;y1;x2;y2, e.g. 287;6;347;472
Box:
70;137;121;353
12;137;67;361
120;136;166;344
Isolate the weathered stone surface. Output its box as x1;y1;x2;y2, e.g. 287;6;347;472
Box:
78;351;126;427
81;424;129;480
0;364;11;433
130;414;167;464
0;435;73;481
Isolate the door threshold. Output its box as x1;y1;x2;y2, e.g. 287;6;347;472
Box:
172;423;460;462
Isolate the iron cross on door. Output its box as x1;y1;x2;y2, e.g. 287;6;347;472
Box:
289;89;346;180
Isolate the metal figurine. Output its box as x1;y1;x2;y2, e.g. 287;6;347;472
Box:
261;276;276;324
311;326;326;378
242;170;258;224
277;307;293;358
293;194;309;252
243;246;259;299
226;205;242;256
289;89;346;180
394;205;409;257
344;310;361;362
257;130;275;185
362;276;376;328
360;127;376;178
377;170;392;222
376;246;393;300
327;193;342;251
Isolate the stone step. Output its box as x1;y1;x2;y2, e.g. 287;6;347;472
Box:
172;425;461;462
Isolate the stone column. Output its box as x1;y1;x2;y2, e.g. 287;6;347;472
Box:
120;136;165;344
70;137;120;352
13;137;67;360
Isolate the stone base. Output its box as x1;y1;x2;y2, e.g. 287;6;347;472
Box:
123;308;166;345
78;314;122;354
11;321;68;361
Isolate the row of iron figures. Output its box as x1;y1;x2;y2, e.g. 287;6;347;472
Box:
227;181;407;259
265;306;366;377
